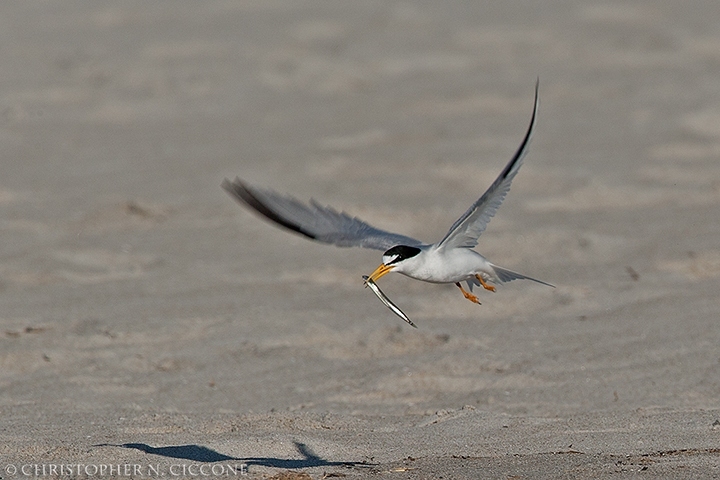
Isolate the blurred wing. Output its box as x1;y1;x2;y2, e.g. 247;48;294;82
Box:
436;80;539;250
222;178;423;251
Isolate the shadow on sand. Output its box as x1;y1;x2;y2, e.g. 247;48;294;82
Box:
99;441;370;470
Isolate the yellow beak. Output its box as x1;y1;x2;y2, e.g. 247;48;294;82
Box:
366;263;395;283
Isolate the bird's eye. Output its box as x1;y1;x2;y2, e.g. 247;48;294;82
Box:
383;245;421;264
385;254;400;265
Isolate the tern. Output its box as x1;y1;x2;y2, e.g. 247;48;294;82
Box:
222;80;553;309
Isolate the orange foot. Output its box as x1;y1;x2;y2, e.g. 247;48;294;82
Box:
456;282;481;305
476;275;496;292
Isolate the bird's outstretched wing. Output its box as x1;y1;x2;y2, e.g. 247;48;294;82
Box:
222;177;423;251
436;80;540;251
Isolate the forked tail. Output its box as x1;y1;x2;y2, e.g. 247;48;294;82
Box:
491;264;555;288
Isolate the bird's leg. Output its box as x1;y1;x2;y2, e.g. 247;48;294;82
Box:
475;275;496;292
456;283;481;305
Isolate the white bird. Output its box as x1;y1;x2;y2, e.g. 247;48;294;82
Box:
222;80;552;311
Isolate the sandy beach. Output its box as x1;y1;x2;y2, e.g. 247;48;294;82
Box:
2;1;720;478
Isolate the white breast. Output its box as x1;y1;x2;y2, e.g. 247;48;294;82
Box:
394;247;492;284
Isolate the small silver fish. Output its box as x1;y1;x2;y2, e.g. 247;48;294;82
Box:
362;275;416;328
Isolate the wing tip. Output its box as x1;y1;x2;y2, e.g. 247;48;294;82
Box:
221;176;251;203
222;176;317;240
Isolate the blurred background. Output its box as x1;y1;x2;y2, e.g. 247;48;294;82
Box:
1;1;720;474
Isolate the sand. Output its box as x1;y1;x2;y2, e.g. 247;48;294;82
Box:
2;1;720;478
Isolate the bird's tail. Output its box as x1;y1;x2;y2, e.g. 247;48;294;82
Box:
491;264;555;288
